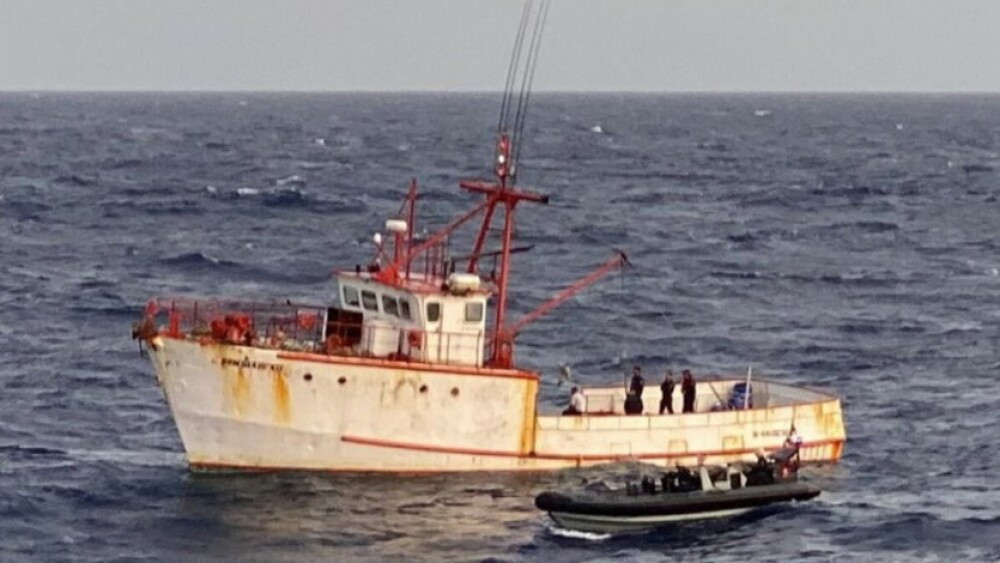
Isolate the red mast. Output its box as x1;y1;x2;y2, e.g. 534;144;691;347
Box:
367;0;626;369
459;133;547;367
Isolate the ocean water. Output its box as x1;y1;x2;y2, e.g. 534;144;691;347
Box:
2;92;1000;562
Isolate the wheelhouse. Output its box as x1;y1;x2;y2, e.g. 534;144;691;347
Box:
329;271;490;366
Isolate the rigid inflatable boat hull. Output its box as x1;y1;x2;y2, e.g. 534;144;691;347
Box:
536;482;820;534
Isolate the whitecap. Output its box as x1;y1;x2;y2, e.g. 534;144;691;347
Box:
314;138;326;146
590;125;603;134
939;321;983;333
275;174;305;187
753;109;772;117
204;185;217;194
236;187;260;196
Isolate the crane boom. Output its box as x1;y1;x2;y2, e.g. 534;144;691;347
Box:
505;251;629;337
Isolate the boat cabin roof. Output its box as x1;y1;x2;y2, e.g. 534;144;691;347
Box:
335;271;493;297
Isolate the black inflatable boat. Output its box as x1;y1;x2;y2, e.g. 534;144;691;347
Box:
535;448;820;533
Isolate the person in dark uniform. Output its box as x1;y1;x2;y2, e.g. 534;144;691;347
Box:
659;370;675;414
629;365;645;398
681;369;696;413
623;365;645;415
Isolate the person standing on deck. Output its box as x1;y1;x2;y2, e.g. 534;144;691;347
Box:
562;387;586;416
681;369;696;413
629;365;645;398
659;370;675;414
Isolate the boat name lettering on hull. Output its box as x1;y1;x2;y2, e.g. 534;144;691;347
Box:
221;358;283;372
753;429;788;438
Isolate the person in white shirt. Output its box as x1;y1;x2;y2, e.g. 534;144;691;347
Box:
785;426;803;450
562;387;586;415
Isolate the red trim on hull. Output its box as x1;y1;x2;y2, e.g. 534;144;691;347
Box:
188;461;498;475
341;434;845;463
275;350;538;381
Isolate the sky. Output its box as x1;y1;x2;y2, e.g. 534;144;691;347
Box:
2;0;1000;92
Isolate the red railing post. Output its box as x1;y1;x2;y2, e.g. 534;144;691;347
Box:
168;301;179;338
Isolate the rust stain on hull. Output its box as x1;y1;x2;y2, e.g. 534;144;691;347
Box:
222;367;251;417
272;370;291;424
519;378;538;455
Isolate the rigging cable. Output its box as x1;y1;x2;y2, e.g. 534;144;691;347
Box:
493;0;551;185
498;0;535;135
511;0;552;178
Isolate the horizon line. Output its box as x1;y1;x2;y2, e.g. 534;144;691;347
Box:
3;88;1000;96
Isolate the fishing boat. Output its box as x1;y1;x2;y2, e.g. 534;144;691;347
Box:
535;448;821;533
131;0;845;473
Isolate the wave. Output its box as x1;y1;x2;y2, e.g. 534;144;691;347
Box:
962;164;993;174
1;196;53;219
710;270;765;280
274;174;306;187
608;191;665;205
839;512;1000;554
156;251;331;286
68;302;136;321
262;187;309;207
204;141;232;151
212;186;319;209
0;444;69;458
776;271;904;288
160;251;248;273
937;321;983;334
697;141;728;152
53;174;94;187
837;323;882;335
107;158;145;170
811;184;892;198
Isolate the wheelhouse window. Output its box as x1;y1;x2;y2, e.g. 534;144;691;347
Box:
343;286;360;308
426;302;441;323
361;290;379;312
382;295;399;317
465;302;484;322
399;298;412;320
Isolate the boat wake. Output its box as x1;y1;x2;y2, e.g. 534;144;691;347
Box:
543;523;610;541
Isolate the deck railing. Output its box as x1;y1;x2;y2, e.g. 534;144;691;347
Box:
145;298;487;366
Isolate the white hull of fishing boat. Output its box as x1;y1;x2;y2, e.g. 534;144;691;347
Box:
149;337;845;473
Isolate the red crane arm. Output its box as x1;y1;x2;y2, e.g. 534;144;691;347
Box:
505;251;629;337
